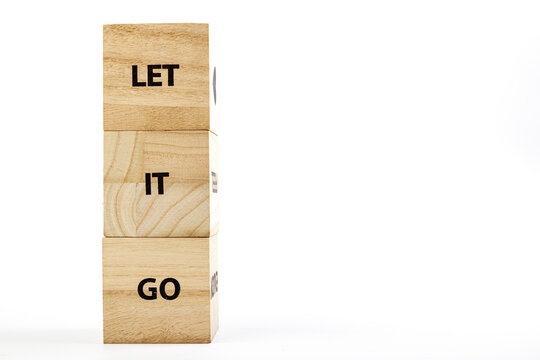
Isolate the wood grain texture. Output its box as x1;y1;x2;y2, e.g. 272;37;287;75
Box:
209;132;219;236
103;236;218;344
210;233;219;339
104;131;218;237
104;23;214;132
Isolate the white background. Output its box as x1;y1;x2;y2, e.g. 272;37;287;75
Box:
0;0;539;359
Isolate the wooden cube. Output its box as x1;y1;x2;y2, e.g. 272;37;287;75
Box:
103;23;217;132
103;236;219;343
104;131;218;237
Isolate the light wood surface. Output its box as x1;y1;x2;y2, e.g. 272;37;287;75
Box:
209;132;219;236
104;131;218;237
210;232;219;339
104;23;214;132
103;236;218;343
103;23;219;344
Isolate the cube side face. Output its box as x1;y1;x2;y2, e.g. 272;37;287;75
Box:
210;235;219;339
209;24;218;134
103;237;215;343
104;131;216;237
209;132;219;235
103;23;212;131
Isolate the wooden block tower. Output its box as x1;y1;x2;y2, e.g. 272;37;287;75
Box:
103;23;218;343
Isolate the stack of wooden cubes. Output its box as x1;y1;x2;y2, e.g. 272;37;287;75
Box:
102;23;218;343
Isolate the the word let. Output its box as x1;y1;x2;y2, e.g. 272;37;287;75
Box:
132;65;180;87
